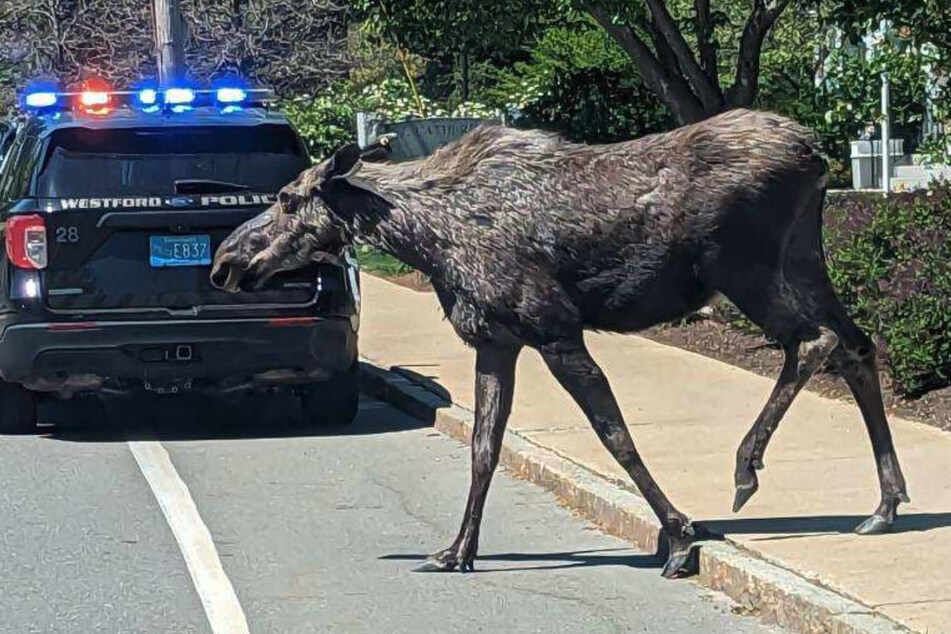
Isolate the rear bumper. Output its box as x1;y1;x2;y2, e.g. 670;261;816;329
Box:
0;316;357;391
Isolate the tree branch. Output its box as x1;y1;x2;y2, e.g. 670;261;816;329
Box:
726;0;793;107
586;3;705;124
641;0;722;111
636;16;679;79
693;0;719;90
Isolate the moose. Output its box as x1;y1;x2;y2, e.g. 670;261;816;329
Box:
211;109;909;578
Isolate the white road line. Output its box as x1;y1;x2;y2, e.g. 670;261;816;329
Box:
129;440;251;634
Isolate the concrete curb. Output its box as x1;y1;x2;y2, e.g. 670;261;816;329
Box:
359;359;913;634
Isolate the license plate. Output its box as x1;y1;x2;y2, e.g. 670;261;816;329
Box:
149;235;212;268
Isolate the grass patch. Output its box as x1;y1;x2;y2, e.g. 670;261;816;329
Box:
355;245;414;277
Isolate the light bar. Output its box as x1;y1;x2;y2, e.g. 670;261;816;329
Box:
164;88;195;105
25;92;57;108
20;82;274;114
216;87;247;103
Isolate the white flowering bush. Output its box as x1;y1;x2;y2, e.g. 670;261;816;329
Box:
355;77;502;122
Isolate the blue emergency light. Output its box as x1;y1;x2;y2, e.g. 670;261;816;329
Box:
216;87;247;103
20;81;271;115
138;88;158;105
164;88;195;105
24;92;58;108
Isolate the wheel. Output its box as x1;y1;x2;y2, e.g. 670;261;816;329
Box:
300;369;359;427
0;381;38;434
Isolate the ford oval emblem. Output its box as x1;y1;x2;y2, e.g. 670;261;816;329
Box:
168;197;192;208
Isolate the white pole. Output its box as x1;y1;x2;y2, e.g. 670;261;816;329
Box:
881;71;891;196
879;19;891;196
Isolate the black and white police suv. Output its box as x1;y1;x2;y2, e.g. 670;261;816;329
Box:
0;83;361;432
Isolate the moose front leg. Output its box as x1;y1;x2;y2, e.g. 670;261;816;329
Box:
539;336;699;578
416;343;521;572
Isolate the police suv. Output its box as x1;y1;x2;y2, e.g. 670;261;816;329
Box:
0;83;361;432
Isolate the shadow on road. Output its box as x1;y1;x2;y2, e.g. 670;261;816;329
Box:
388;365;453;403
42;392;432;443
703;513;951;539
380;547;663;573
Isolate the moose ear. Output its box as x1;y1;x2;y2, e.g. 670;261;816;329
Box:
315;138;398;210
321;134;397;185
322;143;364;183
314;149;396;223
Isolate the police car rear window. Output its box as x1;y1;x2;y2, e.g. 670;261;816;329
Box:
35;125;308;198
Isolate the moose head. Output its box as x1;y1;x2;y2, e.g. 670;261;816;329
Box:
210;135;396;292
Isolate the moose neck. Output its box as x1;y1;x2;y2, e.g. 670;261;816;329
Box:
356;200;446;280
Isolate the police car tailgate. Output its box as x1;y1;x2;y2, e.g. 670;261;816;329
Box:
43;194;316;312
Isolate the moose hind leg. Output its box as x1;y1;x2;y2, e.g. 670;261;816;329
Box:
539;336;699;579
789;261;910;533
733;329;838;512
828;320;909;534
415;343;520;573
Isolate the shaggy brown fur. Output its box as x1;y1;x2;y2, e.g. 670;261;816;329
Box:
212;109;909;577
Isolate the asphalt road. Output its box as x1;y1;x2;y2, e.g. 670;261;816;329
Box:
0;394;785;634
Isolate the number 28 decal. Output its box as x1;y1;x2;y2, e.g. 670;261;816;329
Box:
55;226;80;243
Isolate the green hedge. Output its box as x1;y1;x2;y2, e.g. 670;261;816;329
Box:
824;189;951;395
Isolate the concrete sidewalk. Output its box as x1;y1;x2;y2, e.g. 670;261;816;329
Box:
359;274;951;634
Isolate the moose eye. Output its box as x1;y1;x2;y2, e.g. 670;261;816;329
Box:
278;190;303;214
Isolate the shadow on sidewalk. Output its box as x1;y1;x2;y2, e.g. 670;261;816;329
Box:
704;513;951;539
380;547;662;573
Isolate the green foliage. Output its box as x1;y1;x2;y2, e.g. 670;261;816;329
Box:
354;245;413;277
282;91;357;162
824;190;951;395
488;20;670;142
753;11;937;184
354;0;562;103
282;77;505;162
356;77;502;120
830;0;951;51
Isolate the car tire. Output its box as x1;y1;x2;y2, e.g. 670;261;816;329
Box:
300;369;359;427
0;381;38;435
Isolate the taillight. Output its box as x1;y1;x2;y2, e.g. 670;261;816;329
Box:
6;215;48;270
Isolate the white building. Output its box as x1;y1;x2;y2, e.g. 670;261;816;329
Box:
848;29;949;191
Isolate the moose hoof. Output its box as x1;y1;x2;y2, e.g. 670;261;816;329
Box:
661;546;699;579
732;476;759;513
660;523;703;579
854;514;893;536
413;549;459;573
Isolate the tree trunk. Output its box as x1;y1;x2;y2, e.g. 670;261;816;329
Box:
585;0;793;126
152;0;186;86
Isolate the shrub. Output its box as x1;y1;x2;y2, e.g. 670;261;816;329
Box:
282;91;357;162
824;189;951;395
486;22;670;143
